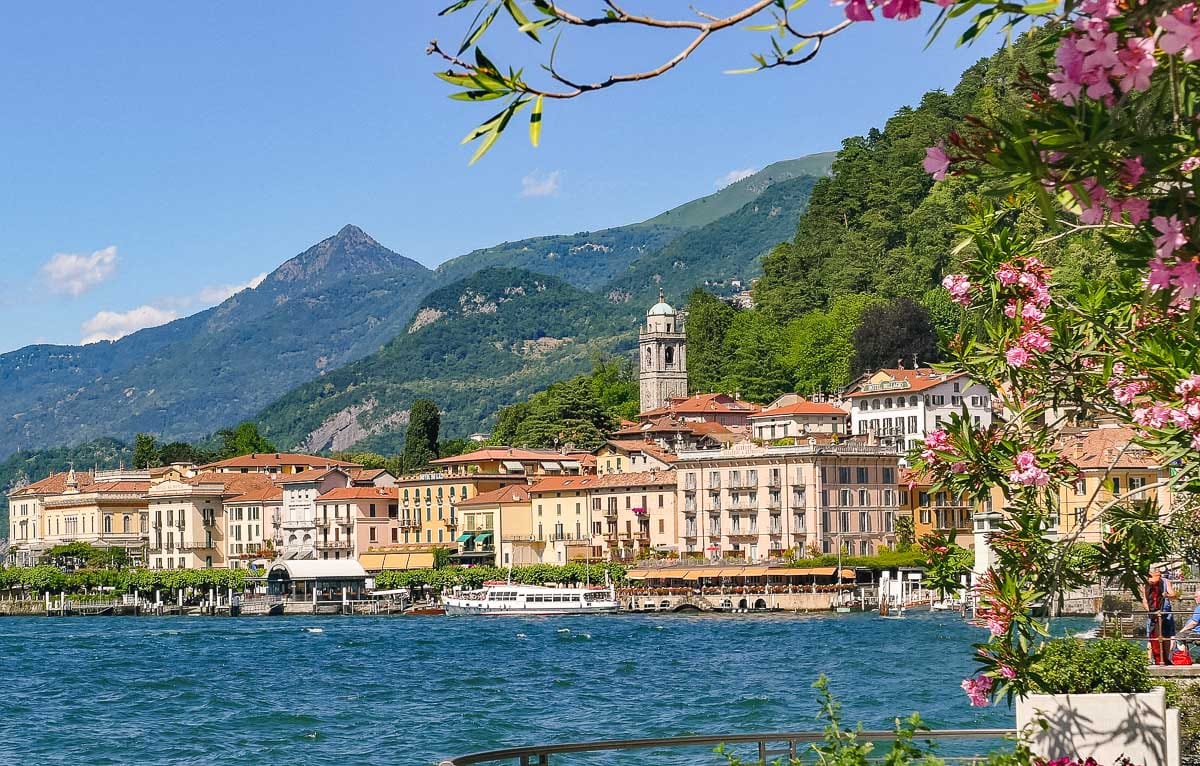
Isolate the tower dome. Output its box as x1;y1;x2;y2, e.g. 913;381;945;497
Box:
647;288;675;317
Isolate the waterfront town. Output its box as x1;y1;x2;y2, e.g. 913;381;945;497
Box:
4;293;1171;586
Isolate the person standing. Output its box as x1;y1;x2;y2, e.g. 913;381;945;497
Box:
1145;568;1177;665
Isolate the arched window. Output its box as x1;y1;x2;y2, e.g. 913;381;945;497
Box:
122;515;131;534
665;346;675;366
871;399;880;410
859;401;868;411
909;396;919;407
884;398;893;409
103;516;112;534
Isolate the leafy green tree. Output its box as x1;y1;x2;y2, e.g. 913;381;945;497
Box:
588;356;640;423
894;515;915;553
851;297;939;376
718;311;790;403
402;400;441;472
132;433;160;469
513;376;611;450
437;438;476;459
159;441;208;465
432;547;452;570
489;401;530;446
684;288;736;393
216;422;275;460
782;294;882;396
41;542;130;570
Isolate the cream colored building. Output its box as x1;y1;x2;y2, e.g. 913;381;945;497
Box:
197;452;360;476
455;485;533;566
314;486;399;561
224;486;282;568
146;472;275;569
749;396;850;441
595;440;676;476
39;469;151;564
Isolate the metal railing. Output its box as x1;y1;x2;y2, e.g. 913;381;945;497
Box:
438;728;1017;765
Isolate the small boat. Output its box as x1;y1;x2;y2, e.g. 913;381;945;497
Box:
443;581;619;616
931;599;959;611
405;602;447;616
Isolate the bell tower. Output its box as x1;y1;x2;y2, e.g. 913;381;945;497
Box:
639;288;688;413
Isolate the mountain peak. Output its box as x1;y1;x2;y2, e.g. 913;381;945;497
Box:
262;226;429;290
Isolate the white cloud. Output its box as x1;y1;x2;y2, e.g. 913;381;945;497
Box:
715;168;757;189
80;305;179;344
520;169;561;198
41;246;118;296
193;272;268;305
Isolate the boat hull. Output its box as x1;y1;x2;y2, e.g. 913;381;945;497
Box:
443;601;619;617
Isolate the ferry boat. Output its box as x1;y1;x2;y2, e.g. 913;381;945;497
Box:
442;581;619;616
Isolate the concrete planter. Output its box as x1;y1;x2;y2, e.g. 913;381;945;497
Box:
1015;686;1179;766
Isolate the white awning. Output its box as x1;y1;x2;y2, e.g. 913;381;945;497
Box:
560;460;581;470
540;461;562;471
502;461;525;471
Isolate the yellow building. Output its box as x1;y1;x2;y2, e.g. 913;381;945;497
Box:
38;469;150;564
1053;424;1172;541
197;452;361;476
900;469;976;547
454;485;533;566
528;477;595;564
594;439;676;476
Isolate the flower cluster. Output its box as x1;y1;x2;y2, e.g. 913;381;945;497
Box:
994;257;1054;368
960;674;993;706
1148;215;1199;309
942;273;972;306
1048;14;1156;107
1033;758;1101;766
837;0;953;23
1131;374;1200;450
919;428;952;463
1009;450;1051;488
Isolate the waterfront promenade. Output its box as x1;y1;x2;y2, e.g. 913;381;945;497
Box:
0;611;1055;765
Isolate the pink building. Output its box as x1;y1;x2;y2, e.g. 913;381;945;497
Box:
313;486;399;561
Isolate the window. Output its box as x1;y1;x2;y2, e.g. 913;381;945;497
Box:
882;468;895;485
839;489;853;506
859;511;871;532
858;489;869;506
1130;476;1147;491
1111;477;1122;494
884;398;893;409
103;516;112;534
369;527;377;542
1074;479;1086;496
856;467;869;484
920;509;931;525
908;416;918;433
838;467;851;484
840;511;850;532
369;503;376;518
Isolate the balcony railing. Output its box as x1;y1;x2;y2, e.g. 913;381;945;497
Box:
315;539;352;550
437;728;1016;766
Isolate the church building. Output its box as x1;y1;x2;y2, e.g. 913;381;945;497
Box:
639;289;688;412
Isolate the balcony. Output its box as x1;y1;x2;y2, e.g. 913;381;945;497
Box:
767;475;782;488
729;476;753;490
604;508;618;518
315;539;352;550
315;518;330;529
767;498;782;510
446;516;458;528
398;518;420;530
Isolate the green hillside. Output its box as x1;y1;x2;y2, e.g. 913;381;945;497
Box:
256;268;638;452
432;151;833;289
604;174;819;304
640;153;834;230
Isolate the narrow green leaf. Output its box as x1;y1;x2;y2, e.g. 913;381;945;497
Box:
439;0;479;16
724;66;763;75
503;0;540;41
450;90;508;101
459;6;500;54
529;94;544;147
745;23;779;31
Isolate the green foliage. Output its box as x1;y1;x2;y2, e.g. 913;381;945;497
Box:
216;422;275;461
132;433;160;469
432;547;452;570
488;357;638;450
783;294;883;396
374;562;625;592
852;298;940;376
1031;639;1151;695
918;530;973;600
685;288;737;393
718;310;790;403
894;515;916;552
436;438;476;459
0;565;250;595
158;441;210;465
1157;680;1200;765
785;549;929;572
41;542;131;570
402;399;441;472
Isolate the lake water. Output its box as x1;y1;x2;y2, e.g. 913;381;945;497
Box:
0;611;1091;765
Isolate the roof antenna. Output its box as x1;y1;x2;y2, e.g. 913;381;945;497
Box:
912;352;919;369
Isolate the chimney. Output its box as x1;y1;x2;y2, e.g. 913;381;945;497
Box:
251;453;257;459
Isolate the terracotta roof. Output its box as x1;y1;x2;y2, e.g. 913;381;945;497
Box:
531;471;675;493
10;470;95;497
189;472;276;495
226;486;283;504
638;392;762;419
602;439;679;464
612;417;694;436
844;368;968;398
455;485;532;507
753;400;849;418
197;453;361;470
429;447;566;464
349;467;391;482
1058;425;1164;471
317;486;399;501
277;468;346;484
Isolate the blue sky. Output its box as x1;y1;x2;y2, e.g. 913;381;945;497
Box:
0;2;1002;352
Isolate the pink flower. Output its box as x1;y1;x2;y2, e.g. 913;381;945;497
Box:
1120;156;1146;187
942;273;972;306
1021;303;1046;322
1174;259;1200;305
1020;330;1052;354
1133;405;1173;429
951;461;968;474
838;0;875;22
924;430;951;451
1014;450;1038;470
1183;157;1200;173
881;0;921;20
1147;256;1174;293
1116;37;1156;93
1000;664;1018;680
1006;346;1032;368
1154;215;1188;259
924;144;950;180
1120;197;1150;225
1176;375;1200;396
987;617;1007;636
996;264;1020;286
1159;4;1200;63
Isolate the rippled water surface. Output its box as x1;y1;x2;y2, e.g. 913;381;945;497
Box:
0;612;1089;765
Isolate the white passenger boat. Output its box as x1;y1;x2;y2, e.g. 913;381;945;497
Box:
443;580;619;616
